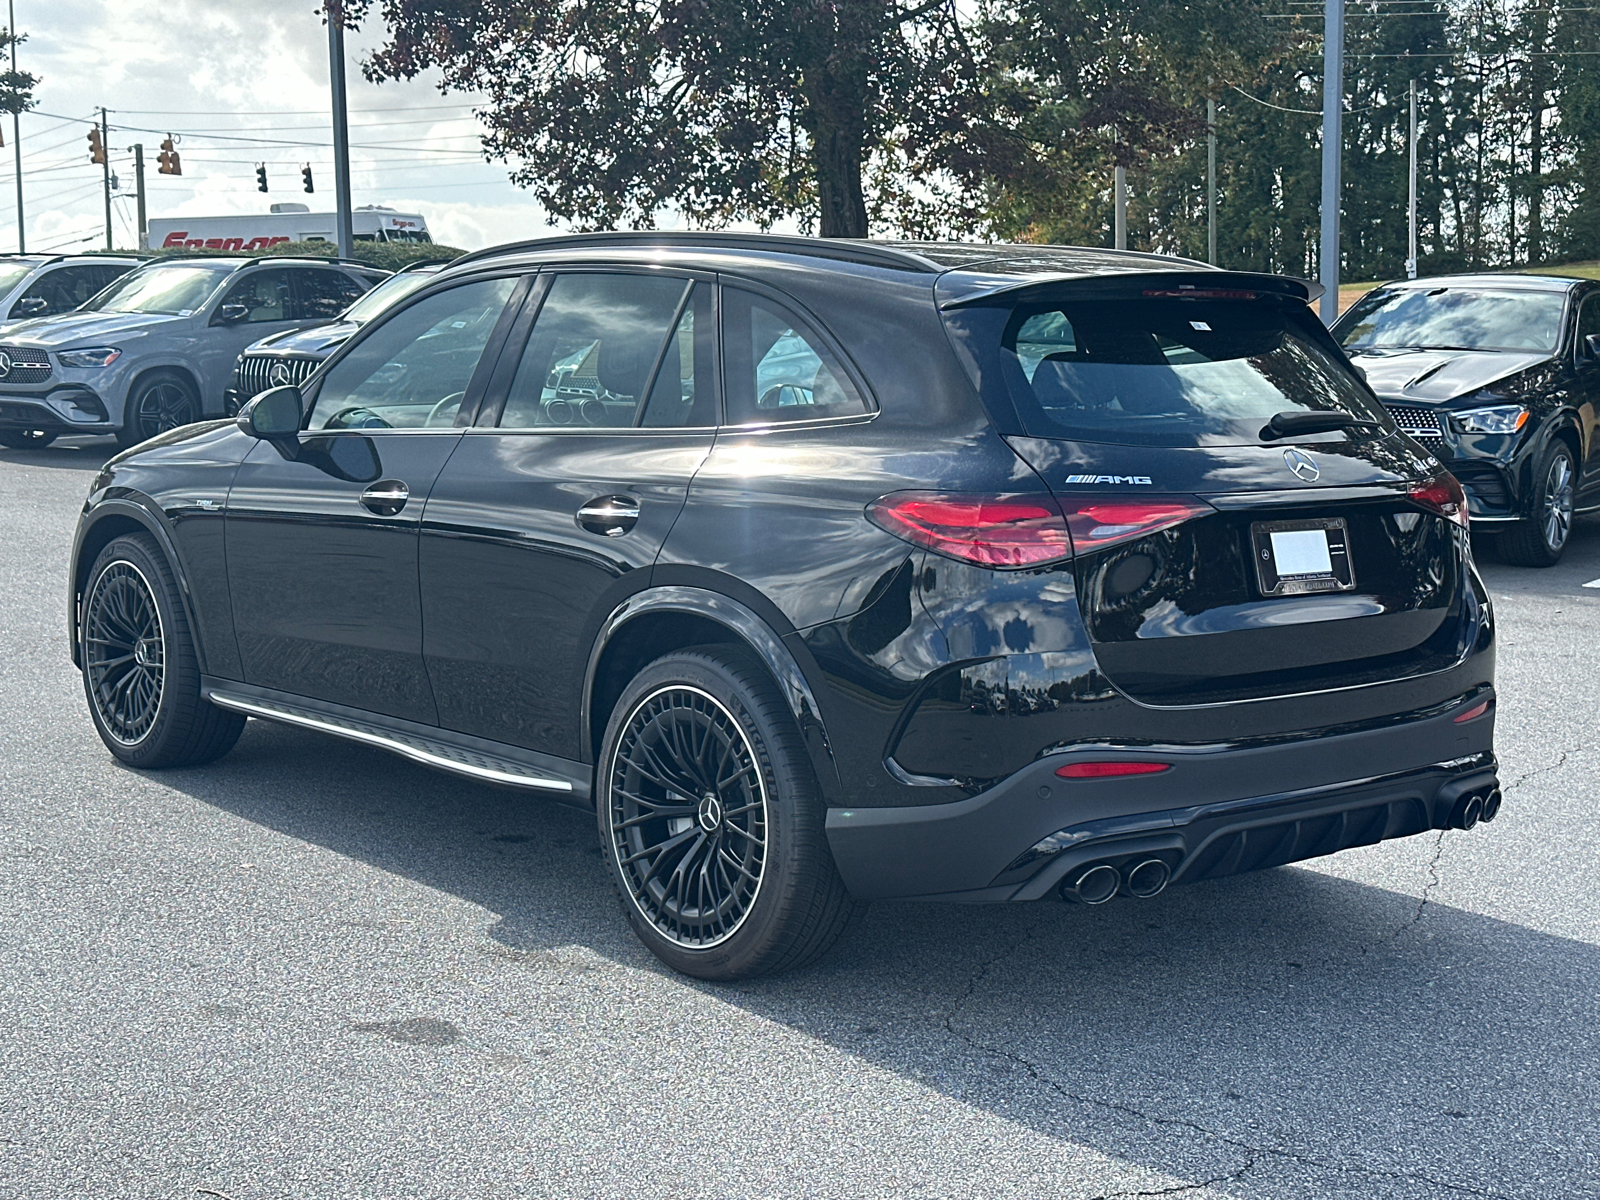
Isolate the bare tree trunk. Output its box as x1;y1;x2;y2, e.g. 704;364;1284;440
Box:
803;54;870;239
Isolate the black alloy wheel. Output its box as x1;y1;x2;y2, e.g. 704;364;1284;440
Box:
119;372;199;448
598;647;859;980
80;534;245;768
1502;441;1576;567
0;428;57;449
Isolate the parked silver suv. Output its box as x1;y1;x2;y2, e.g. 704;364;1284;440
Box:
0;255;384;449
0;253;143;324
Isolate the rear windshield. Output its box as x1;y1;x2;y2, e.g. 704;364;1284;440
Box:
946;295;1389;448
1336;286;1565;354
340;267;441;325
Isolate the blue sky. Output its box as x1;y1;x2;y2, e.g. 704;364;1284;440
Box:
5;0;565;252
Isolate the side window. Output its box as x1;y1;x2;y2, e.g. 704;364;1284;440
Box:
306;277;518;431
218;268;294;323
641;283;715;427
722;288;868;424
1578;295;1600;357
292;269;367;319
12;265;100;317
90;265;132;296
499;272;693;429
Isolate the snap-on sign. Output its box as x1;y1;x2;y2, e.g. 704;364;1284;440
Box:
160;232;294;251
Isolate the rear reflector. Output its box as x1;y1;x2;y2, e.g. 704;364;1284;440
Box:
1454;700;1491;723
1409;471;1471;529
1058;496;1214;553
866;492;1072;568
1055;761;1173;779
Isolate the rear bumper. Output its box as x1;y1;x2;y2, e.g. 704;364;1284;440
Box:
825;690;1497;901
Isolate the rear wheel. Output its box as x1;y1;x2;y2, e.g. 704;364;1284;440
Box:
0;428;56;449
80;534;245;768
1502;441;1576;567
117;371;200;449
597;646;859;980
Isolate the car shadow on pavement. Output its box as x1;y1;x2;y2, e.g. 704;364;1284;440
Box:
0;438;119;472
152;717;1600;1200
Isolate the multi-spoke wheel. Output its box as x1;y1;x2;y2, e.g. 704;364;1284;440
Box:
80;534;245;768
117;371;200;449
1502;441;1576;567
598;647;858;979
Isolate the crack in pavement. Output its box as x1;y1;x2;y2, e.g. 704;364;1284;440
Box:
1093;1154;1258;1199
1505;749;1571;793
940;980;1519;1200
1384;829;1448;947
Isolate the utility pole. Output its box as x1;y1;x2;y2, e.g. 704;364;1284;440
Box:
1114;164;1126;250
98;107;111;250
1407;79;1418;280
327;2;354;259
9;0;22;252
131;142;147;250
1207;95;1218;266
1319;0;1344;323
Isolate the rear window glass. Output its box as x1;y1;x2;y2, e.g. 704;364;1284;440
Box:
951;296;1388;448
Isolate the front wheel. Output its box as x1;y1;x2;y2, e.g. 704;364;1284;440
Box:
597;646;859;980
80;534;245;768
0;428;56;449
1502;441;1576;567
117;371;200;449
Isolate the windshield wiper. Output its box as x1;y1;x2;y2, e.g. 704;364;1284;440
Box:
1259;411;1383;440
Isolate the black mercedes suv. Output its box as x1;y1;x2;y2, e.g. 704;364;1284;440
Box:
68;234;1500;979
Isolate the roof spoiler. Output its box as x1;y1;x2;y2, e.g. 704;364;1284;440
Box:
939;270;1326;310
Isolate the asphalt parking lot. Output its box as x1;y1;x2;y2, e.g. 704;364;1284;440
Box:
2;436;1597;1200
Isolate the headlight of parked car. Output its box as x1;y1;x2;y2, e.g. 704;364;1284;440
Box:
1452;404;1528;434
56;347;122;369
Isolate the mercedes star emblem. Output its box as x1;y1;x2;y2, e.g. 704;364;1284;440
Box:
269;362;293;387
1283;447;1320;483
0;351;12;379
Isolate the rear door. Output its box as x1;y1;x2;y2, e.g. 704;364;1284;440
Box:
419;269;718;759
225;275;521;722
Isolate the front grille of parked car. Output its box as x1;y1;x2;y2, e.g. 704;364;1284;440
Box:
0;346;52;385
1383;403;1446;451
235;354;319;399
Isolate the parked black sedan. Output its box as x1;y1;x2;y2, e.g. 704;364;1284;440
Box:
1333;273;1599;565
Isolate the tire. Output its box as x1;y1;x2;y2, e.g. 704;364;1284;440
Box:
597;645;860;980
1501;441;1576;567
0;428;57;449
80;534;245;768
117;371;200;450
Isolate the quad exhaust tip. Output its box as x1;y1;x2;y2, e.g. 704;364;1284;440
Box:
1062;859;1172;904
1480;788;1503;823
1124;858;1171;898
1449;791;1486;830
1066;864;1121;905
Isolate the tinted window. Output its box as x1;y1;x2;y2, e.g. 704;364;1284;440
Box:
219;269;294;323
292;269;368;319
1338;287;1566;354
85;262;234;315
341;268;443;325
307;277;517;431
722;288;868;424
12;265;109;317
1577;295;1600;353
641;284;715;427
947;296;1389;448
499;272;689;429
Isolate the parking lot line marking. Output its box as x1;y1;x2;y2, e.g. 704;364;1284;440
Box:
1583;579;1600;589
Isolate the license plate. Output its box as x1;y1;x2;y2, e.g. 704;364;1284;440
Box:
1251;518;1355;596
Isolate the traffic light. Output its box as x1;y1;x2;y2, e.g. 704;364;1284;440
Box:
87;126;105;165
157;136;181;176
256;164;268;193
301;164;314;194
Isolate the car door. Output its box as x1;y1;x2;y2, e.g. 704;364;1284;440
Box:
419;269;718;758
1572;290;1600;493
10;264;103;319
225;275;523;723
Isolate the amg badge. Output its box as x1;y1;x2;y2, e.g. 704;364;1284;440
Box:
1062;474;1154;485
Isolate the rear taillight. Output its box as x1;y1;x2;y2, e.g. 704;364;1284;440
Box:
1057;496;1214;553
1409;472;1470;529
866;493;1072;567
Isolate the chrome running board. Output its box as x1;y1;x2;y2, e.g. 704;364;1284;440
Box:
207;688;576;794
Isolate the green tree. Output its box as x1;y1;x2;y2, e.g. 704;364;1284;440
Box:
0;29;39;120
338;0;990;238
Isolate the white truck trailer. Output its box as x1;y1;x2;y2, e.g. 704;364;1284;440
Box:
145;204;432;252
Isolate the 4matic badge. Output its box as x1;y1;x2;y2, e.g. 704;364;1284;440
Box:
1063;474;1154;485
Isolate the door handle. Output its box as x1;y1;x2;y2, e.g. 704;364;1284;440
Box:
577;495;640;537
360;480;410;516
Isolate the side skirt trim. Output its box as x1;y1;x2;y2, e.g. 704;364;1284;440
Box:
206;686;584;798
